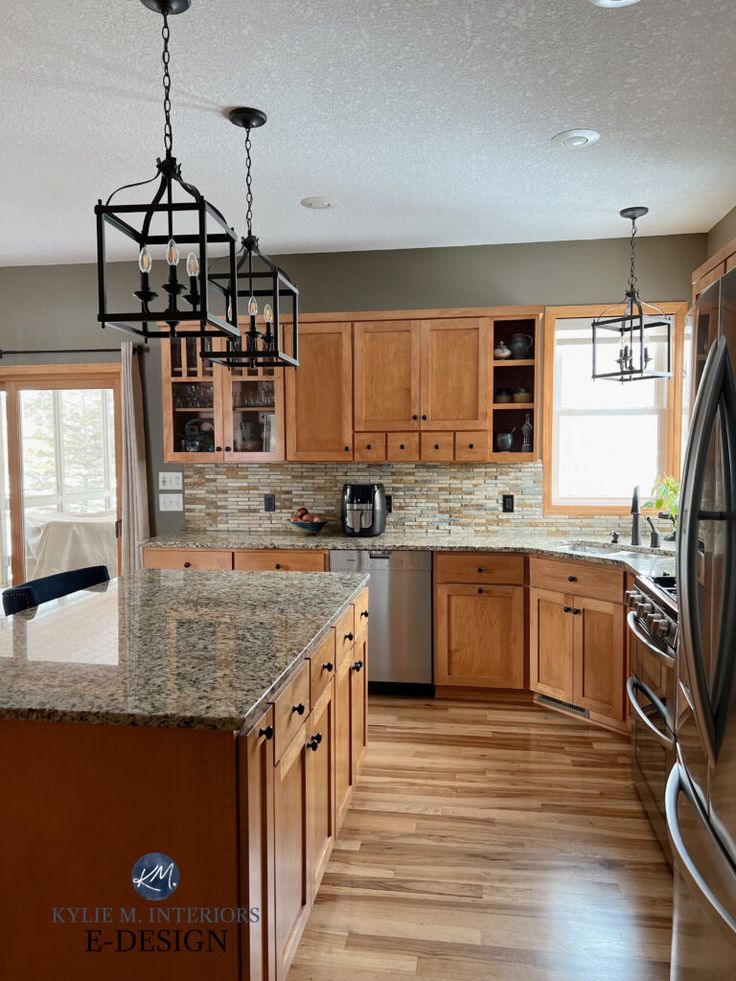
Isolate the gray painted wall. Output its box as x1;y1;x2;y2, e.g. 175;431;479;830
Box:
707;204;736;259
0;231;707;534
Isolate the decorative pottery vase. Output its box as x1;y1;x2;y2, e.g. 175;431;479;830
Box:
495;429;516;452
494;341;512;360
509;333;533;359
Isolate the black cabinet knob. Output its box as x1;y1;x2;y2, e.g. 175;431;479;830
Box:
258;725;274;740
353;660;364;672
563;606;572;613
344;446;350;452
225;446;232;452
360;610;369;619
422;415;427;421
275;563;282;570
477;587;484;594
215;446;222;452
307;732;322;752
322;661;334;672
469;443;475;449
434;443;440;450
399;443;406;450
183;561;192;568
568;575;577;582
573;608;581;615
292;702;305;716
345;632;354;642
477;567;484;573
412;415;418;421
366;443;372;450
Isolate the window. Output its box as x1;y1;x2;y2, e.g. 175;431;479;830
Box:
544;305;687;513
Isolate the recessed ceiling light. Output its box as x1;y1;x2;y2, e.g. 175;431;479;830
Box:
589;0;642;7
300;196;336;210
551;129;601;149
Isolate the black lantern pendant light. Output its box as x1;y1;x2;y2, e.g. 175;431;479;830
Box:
592;207;672;382
95;0;240;342
203;108;299;370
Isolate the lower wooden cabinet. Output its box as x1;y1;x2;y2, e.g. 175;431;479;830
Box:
434;583;525;689
143;547;233;571
305;686;335;899
529;587;625;723
350;633;369;776
143;547;328;573
334;657;352;833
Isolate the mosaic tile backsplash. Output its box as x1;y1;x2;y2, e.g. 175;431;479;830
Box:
183;462;662;539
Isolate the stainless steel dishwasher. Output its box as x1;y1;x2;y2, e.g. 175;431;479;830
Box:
330;550;433;686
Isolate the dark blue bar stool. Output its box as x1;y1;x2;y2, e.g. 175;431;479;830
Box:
2;565;110;616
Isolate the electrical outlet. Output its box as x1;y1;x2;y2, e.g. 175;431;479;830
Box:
264;494;276;512
386;494;393;514
159;493;184;512
502;494;514;513
159;471;183;490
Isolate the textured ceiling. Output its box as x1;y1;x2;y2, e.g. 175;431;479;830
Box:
1;0;735;265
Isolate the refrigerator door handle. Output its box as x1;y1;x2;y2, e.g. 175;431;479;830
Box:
678;337;734;765
666;762;736;945
626;676;674;750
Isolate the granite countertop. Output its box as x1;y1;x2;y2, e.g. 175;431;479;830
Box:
144;529;676;579
0;570;368;731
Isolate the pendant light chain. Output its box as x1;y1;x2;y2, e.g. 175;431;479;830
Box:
161;12;173;156
627;217;638;297
244;129;254;237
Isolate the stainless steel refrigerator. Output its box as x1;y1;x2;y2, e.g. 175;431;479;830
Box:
669;268;736;977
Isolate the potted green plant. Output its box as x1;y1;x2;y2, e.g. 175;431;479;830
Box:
645;475;680;542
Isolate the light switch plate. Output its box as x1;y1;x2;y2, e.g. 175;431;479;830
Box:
159;493;184;512
159;471;183;490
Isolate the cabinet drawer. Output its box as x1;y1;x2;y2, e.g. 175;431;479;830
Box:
354;433;387;462
529;557;623;603
421;432;454;462
434;552;524;585
143;547;233;571
454;431;490;462
272;662;311;764
233;550;327;572
387;432;420;462
354;588;370;637
309;632;336;706
335;606;356;669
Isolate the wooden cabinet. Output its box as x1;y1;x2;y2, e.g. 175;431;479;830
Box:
354;432;387;462
420;318;489;430
239;708;276;981
143;547;233;571
529;557;623;604
387;431;420;461
350;633;368;778
334;657;352;834
435;583;525;689
420;432;454;462
529;587;625;724
161;333;285;464
285;322;353;461
305;685;335;900
353;320;421;431
273;723;310;981
233;550;328;573
529;587;574;702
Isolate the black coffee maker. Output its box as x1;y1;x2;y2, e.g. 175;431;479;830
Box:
341;484;387;537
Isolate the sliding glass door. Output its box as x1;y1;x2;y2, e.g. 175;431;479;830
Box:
0;366;121;588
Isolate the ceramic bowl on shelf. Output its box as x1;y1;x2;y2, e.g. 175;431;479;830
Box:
290;519;329;535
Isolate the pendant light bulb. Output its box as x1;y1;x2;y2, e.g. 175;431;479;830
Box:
248;296;258;317
138;246;152;275
166;238;180;267
263;303;273;324
186;252;199;278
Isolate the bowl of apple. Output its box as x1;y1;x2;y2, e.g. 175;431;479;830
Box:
289;507;329;535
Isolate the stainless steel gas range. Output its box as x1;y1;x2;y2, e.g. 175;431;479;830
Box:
626;573;678;865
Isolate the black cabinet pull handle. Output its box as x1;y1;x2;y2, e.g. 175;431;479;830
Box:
215;446;222;452
345;632;354;642
568;575;577;582
422;415;428;420
573;608;581;615
322;661;333;672
469;443;475;449
477;587;484;594
344;446;350;452
353;660;364;672
399;443;406;449
225;445;232;452
366;443;372;449
275;563;282;570
434;443;440;450
412;415;418;421
183;561;192;568
477;567;484;573
292;702;305;716
360;610;369;619
259;725;274;740
563;606;572;613
307;732;322;752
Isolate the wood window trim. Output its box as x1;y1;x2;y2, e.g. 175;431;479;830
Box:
0;363;122;585
542;302;688;516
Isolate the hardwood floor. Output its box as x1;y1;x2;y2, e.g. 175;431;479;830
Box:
287;696;673;981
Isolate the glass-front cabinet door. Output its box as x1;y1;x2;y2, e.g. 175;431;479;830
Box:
162;336;225;462
220;362;285;463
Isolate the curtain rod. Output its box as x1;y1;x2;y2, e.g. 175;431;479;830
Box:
0;347;146;358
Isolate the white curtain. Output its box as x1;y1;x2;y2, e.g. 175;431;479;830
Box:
121;342;150;574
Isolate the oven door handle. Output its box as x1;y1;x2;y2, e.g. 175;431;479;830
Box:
626;676;675;750
626;611;676;667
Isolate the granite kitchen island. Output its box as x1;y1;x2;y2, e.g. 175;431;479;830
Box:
0;569;370;981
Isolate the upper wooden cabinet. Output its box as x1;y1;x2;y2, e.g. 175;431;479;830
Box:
353;320;421;431
285;322;353;461
421;318;489;430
